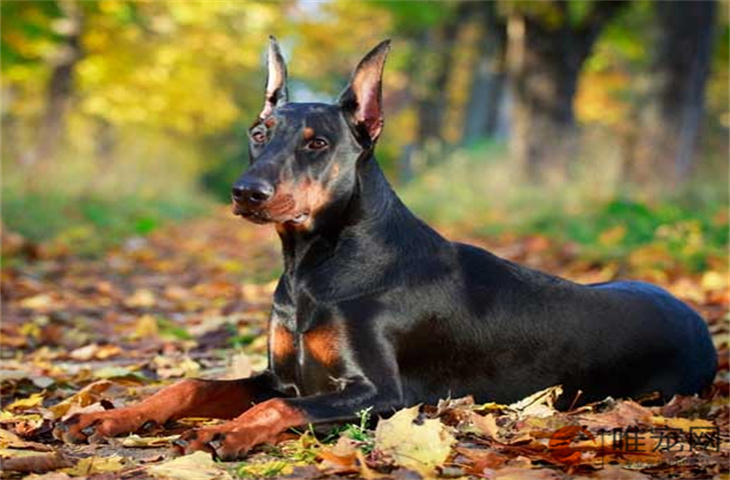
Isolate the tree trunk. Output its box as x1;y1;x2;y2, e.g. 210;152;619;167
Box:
415;3;471;148
23;0;83;169
505;1;626;184
630;0;716;191
462;2;508;144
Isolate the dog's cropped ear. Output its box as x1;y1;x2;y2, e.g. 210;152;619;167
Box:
259;36;288;119
338;40;391;145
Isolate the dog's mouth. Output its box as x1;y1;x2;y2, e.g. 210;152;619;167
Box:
232;202;308;226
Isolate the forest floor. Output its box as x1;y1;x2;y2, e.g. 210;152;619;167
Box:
1;208;728;480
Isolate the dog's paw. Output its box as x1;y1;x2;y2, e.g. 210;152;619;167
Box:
173;426;256;461
53;410;154;444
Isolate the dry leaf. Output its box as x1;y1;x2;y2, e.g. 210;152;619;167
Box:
1;451;73;473
126;289;157;308
69;344;122;361
0;429;52;451
494;466;564;480
62;455;126;476
470;412;501;440
6;393;45;412
48;379;113;419
147;451;232;480
132;314;160;339
374;406;455;476
122;434;180;447
650;415;714;432
579;400;654;430
224;351;252;379
510;385;563;418
151;355;200;379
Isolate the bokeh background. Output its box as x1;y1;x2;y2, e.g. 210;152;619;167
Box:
2;0;728;274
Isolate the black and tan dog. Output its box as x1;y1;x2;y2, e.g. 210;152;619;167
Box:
55;38;717;460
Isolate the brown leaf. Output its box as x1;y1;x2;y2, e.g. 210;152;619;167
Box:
577;400;654;430
471;412;501;440
49;380;113;420
1;452;74;474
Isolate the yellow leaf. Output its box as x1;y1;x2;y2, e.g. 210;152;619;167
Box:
374;406;455;476
0;429;52;451
19;295;54;310
48;380;113;419
121;434;179;448
6;393;44;412
69;344;122;361
132;314;160;339
0;411;43;423
126;289;157;308
701;271;729;291
63;455;126;476
650;416;714;432
147;451;232;480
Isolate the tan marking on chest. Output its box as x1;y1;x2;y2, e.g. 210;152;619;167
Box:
271;325;295;361
303;323;342;367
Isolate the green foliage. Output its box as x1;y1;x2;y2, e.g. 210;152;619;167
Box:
342;407;375;453
401;143;728;273
2;188;211;257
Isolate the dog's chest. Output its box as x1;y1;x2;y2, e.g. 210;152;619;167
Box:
267;303;349;397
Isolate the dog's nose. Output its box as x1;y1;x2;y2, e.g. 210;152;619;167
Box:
232;179;274;205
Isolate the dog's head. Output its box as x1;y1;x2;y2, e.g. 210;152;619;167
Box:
232;37;390;231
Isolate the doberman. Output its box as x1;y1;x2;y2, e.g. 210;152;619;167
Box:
55;38;717;460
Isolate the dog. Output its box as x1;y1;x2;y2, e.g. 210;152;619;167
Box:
54;37;717;461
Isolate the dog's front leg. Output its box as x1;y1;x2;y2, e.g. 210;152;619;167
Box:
175;380;395;460
54;372;280;444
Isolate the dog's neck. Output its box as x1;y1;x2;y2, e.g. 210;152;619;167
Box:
275;154;444;278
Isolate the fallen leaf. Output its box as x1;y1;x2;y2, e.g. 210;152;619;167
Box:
69;344;122;361
48;379;113;419
147;451;232;480
122;434;179;447
493;466;564;480
588;465;653;479
6;393;45;412
318;436;361;474
374;406;455;476
1;451;74;474
126;289;157;308
650;415;714;432
224;351;252;379
578;400;654;430
0;429;52;451
457;447;508;475
62;455;126;476
510;385;563;418
19;295;54;310
151;355;200;379
470;412;501;440
132;314;160;339
20;471;72;480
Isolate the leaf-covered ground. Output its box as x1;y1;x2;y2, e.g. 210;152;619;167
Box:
1;208;728;479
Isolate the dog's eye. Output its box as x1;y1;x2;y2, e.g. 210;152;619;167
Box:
251;131;266;144
307;138;328;150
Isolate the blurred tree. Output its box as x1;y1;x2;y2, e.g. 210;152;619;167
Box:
501;0;626;184
629;0;717;190
412;3;471;147
462;2;508;144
